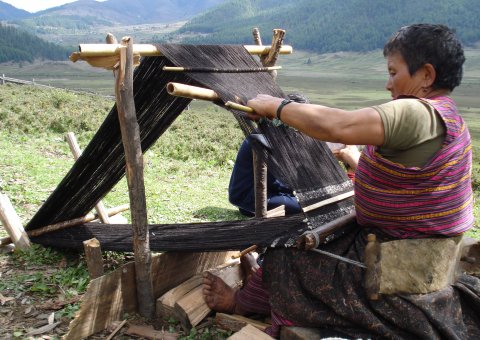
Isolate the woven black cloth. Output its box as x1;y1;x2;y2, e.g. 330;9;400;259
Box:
27;44;353;251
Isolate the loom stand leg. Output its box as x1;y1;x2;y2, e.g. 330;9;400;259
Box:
66;132;111;223
115;36;154;318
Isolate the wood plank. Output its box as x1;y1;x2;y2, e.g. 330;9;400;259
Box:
215;313;270;332
228;324;274;340
64;251;236;340
125;324;178;340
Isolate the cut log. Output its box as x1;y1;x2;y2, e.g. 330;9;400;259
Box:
228;324;274;340
215;313;270;333
157;262;242;331
83;238;104;279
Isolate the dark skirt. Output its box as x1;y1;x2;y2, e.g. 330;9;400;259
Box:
263;227;480;339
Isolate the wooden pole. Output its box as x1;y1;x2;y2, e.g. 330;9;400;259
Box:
114;36;154;318
0;194;30;249
0;204;130;246
66;132;111;223
252;28;270;219
83;238;104;279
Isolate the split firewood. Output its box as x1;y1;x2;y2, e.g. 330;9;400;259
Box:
227;324;274;340
215;313;270;333
157;262;242;331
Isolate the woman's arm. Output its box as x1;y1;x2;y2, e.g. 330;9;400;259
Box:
246;94;385;146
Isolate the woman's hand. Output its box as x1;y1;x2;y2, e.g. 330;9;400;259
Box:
246;94;284;121
332;145;361;171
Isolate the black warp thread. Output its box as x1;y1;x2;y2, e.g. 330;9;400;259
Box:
31;214;307;251
27;44;354;251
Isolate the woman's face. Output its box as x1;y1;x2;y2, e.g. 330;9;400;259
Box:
385;52;426;99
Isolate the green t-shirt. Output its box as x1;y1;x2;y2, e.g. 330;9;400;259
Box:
372;98;445;168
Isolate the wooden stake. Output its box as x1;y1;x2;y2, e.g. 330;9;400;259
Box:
262;29;286;68
0;194;30;249
0;204;129;246
66;132;110;224
83;238;104;279
114;36;154;318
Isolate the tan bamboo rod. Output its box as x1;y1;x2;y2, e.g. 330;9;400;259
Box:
162;65;282;72
0;204;130;246
167;82;255;113
72;44;293;59
167;82;219;101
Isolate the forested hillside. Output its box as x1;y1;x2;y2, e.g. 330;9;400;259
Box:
0;1;31;20
177;0;480;53
0;24;71;63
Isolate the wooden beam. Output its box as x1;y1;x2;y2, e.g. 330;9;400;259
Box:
0;204;129;246
0;193;30;249
114;36;154;318
83;238;104;279
66;132;110;223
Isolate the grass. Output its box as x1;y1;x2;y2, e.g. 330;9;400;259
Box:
0;49;480;337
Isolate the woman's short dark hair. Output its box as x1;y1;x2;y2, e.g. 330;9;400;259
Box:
383;24;465;91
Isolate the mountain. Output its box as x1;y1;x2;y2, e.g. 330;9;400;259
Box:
177;0;480;53
0;1;31;20
0;23;70;63
6;0;226;26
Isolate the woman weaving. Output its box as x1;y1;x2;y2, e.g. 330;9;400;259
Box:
203;24;479;338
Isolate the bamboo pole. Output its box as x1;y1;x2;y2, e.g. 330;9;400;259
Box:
0;204;130;246
114;36;154;318
162;66;282;72
66;132;111;224
167;82;220;101
167;82;254;113
70;44;293;60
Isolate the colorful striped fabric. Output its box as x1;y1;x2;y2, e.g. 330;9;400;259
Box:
355;96;474;238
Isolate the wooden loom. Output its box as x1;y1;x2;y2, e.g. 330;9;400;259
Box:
7;30;357;338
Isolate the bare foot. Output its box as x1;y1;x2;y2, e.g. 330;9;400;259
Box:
202;272;237;313
240;253;260;284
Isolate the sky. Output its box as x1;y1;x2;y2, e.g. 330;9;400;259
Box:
2;0;106;13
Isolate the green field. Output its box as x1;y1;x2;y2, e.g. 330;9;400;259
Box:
1;48;479;232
